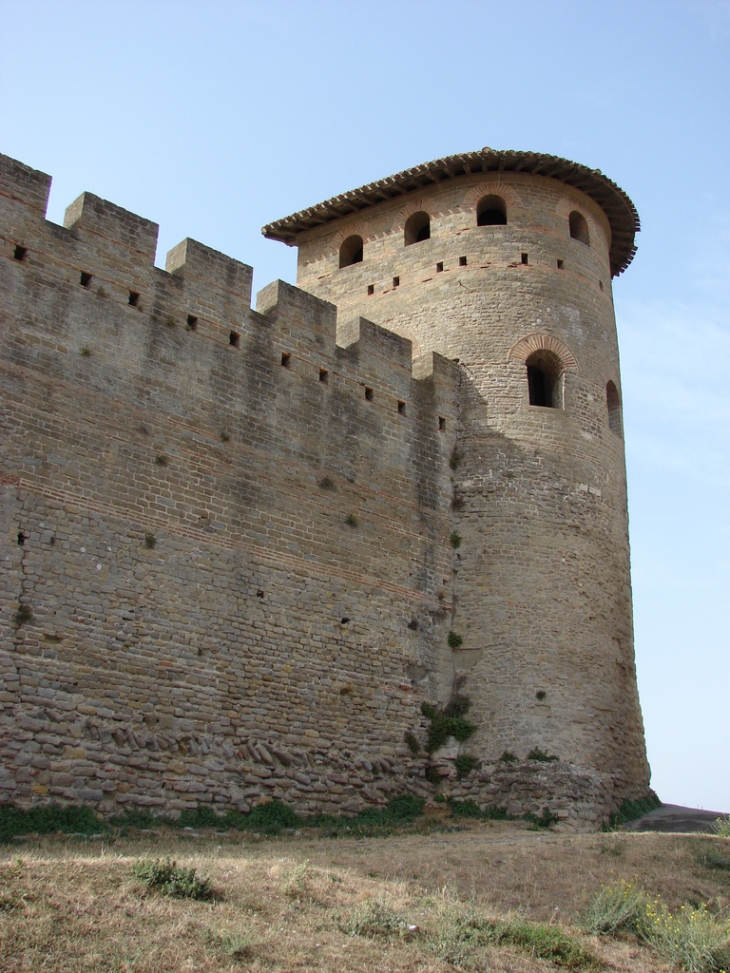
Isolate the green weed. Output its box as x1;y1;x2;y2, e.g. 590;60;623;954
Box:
527;748;559;762
448;800;508;821
606;791;661;829
525;809;559;830
132;857;213;900
421;697;476;753
641;896;730;973
454;754;479;778
582;879;645;935
14;604;32;627
404;730;420;755
0;803;104;842
712;816;730;838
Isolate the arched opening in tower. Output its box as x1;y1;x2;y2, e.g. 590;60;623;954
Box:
404;211;431;245
569;210;590;245
526;350;563;408
339;234;364;268
476;194;507;226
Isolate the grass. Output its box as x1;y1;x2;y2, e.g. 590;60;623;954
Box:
3;827;730;972
338;899;412;939
432;909;601;970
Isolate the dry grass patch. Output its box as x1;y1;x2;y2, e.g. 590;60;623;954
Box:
1;825;729;971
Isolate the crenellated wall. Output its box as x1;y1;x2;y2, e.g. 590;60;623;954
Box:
0;152;651;828
0;154;463;817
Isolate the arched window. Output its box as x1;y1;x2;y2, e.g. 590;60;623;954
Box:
339;235;364;268
526;350;563;408
476;194;507;226
404;211;430;246
606;381;622;437
569;211;590;245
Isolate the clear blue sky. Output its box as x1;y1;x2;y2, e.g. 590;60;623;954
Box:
2;0;728;811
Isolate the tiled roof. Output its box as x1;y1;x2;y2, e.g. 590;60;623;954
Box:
262;148;639;276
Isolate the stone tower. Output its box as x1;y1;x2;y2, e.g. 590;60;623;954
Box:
264;148;651;804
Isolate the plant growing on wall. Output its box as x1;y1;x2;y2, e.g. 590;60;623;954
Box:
421;691;475;754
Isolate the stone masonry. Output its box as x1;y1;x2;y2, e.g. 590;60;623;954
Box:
0;149;651;828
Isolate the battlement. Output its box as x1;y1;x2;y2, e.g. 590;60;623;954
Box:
0;153;454;399
0;155;52;216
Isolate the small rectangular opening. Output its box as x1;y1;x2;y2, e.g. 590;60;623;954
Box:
365;386;373;401
599;280;604;291
436;262;444;273
393;276;400;288
128;291;140;307
229;330;240;347
187;315;198;330
397;400;406;415
557;258;564;270
459;256;467;266
79;271;92;288
367;284;374;295
13;245;27;261
438;416;446;431
281;352;291;368
319;368;328;383
521;253;529;265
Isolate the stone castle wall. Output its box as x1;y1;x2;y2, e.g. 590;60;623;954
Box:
0;153;650;827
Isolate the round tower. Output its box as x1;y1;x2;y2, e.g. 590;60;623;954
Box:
264;148;651;807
